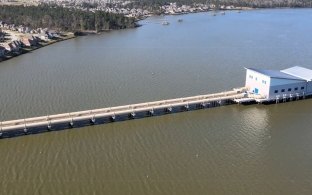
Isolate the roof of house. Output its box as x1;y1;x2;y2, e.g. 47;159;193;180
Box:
246;67;306;81
281;66;312;81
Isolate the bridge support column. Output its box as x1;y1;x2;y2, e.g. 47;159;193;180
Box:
23;120;28;134
68;113;74;128
148;109;154;116
47;120;52;131
165;107;172;113
0;122;3;138
90;115;96;124
183;104;189;111
110;115;116;122
69;119;74;128
283;94;287;103
129;112;136;119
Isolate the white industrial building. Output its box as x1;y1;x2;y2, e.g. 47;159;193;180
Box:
245;66;312;101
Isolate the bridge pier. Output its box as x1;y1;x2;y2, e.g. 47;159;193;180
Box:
148;109;154;116
183;104;189;111
199;102;206;109
165;107;172;113
69;120;74;128
129;112;136;119
23;120;28;134
90;115;96;124
23;127;28;134
47;120;52;130
110;115;116;122
0;123;2;138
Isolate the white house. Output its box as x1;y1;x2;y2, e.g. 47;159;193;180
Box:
245;66;312;100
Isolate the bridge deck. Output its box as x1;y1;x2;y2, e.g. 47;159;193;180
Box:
0;87;248;133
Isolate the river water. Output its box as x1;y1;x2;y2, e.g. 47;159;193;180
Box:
1;9;312;194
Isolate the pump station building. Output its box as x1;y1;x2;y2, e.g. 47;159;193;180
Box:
245;66;312;101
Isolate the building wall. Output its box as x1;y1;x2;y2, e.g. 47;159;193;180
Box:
268;79;307;99
306;81;312;94
270;78;305;86
245;69;271;98
245;69;309;99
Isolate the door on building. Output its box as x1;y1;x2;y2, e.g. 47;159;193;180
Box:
254;88;259;94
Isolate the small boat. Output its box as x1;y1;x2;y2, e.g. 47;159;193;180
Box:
162;21;170;25
178;19;183;22
221;12;225;15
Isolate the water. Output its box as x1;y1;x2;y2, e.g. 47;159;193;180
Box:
1;9;312;194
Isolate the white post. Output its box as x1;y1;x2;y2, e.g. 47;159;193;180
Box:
24;119;27;133
0;121;2;137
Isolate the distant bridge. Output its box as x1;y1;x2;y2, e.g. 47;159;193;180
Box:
0;87;249;138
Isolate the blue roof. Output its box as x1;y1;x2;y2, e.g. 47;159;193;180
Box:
246;67;305;81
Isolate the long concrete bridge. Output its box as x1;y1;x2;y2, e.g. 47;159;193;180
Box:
0;87;249;138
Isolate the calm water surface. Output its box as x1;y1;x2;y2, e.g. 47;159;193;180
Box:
1;9;312;194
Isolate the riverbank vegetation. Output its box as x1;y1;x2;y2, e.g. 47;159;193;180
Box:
127;0;312;11
0;5;137;32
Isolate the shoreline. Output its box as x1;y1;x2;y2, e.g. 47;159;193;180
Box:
138;6;312;20
135;7;255;21
0;7;307;63
0;33;76;63
0;26;141;63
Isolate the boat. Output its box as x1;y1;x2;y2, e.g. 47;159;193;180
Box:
178;19;183;22
162;21;170;25
221;12;225;15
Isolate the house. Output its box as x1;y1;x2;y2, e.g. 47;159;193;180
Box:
11;41;20;52
245;66;312;100
21;35;39;47
21;38;32;47
40;33;49;41
25;27;31;33
8;42;19;52
13;40;22;49
0;46;5;57
1;43;12;52
30;36;39;45
18;26;26;33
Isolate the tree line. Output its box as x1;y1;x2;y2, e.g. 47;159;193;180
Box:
128;0;312;10
0;5;137;32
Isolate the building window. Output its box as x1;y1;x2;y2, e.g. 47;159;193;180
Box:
274;90;278;93
249;75;253;79
295;87;298;91
255;77;258;81
262;80;266;84
301;86;305;90
288;88;291;92
281;89;285;92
